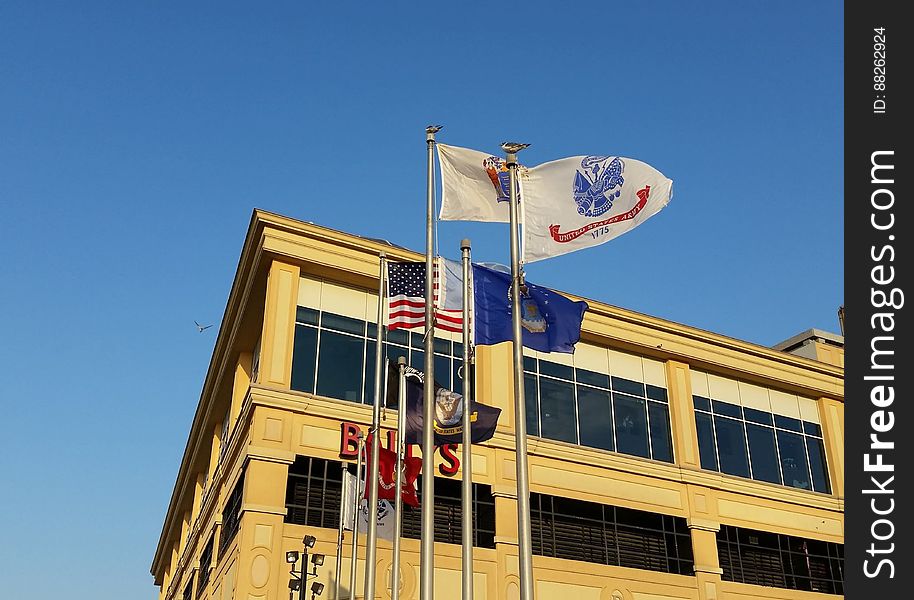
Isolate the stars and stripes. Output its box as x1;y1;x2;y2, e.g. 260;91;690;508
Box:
387;259;463;333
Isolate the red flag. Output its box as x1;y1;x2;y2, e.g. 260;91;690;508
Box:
363;436;422;507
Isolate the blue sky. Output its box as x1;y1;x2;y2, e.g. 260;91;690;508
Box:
0;2;842;598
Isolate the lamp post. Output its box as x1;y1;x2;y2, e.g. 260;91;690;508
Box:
287;535;326;600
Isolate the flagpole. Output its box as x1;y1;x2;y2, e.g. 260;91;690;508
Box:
348;433;365;600
364;253;387;600
421;124;441;600
503;142;535;600
333;462;347;600
460;239;474;600
391;356;407;600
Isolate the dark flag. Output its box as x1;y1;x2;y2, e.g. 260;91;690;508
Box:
386;363;501;445
472;263;588;354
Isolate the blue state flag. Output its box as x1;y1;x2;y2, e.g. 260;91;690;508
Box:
472;264;588;354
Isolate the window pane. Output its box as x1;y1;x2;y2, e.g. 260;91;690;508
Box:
775;415;803;432
363;340;377;405
434;354;451;390
803;421;822;437
316;331;365;402
647;402;673;462
695;412;718;471
714;416;749;477
296;306;318;325
322;313;364;335
612;377;645;397
578;386;613;451
746;423;781;484
693;396;711;412
523;356;537;373
434;337;451;355
540;361;574;381
806;437;831;494
525;373;539;437
410;349;424;372
386;327;409;346
777;431;811;490
540;378;577;443
291;324;317;393
646;385;668;402
577;368;609;388
613;393;649;458
744;407;773;425
713;400;742;419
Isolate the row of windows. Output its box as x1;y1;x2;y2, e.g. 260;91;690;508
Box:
284;456;495;548
694;397;830;493
524;356;673;462
219;472;245;556
291;307;467;406
718;525;844;595
531;493;693;574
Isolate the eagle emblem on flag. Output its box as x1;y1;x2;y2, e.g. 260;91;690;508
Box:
573;156;625;217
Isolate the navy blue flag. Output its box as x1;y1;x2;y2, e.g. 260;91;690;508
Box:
387;363;501;445
472;264;588;354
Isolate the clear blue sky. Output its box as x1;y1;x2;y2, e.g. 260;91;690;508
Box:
0;2;842;598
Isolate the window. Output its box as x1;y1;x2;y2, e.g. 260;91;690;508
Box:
183;576;194;600
524;357;673;463
284;456;496;548
694;396;830;493
531;493;693;574
285;456;344;529
219;471;245;556
197;534;214;595
290;307;465;406
400;477;496;548
718;525;844;595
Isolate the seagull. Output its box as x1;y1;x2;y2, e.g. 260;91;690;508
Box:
501;142;531;154
195;320;213;333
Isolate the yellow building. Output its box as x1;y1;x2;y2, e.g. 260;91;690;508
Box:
151;210;844;600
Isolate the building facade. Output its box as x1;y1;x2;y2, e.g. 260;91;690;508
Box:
151;211;845;600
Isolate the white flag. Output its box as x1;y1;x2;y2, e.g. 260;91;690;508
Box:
357;496;397;541
341;471;359;531
437;143;524;222
522;155;672;262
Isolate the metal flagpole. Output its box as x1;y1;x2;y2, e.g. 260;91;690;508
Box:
391;356;407;600
333;462;347;600
503;142;535;600
364;253;387;600
460;239;474;600
421;124;441;600
348;433;365;600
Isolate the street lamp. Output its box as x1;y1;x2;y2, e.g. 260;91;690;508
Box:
289;534;325;600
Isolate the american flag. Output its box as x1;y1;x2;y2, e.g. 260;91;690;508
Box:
387;259;464;333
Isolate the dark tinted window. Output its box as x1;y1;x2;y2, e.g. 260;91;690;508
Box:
778;431;811;490
291;325;318;393
316;330;364;402
695;412;719;471
746;424;781;484
648;402;673;462
577;387;614;451
714;417;749;477
540;378;577;443
613;394;649;458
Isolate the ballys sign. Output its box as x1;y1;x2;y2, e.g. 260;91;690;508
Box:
338;422;460;476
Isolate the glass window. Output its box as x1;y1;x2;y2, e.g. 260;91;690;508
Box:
695;412;718;471
613;393;649;458
291;324;317;393
612;377;645;397
777;431;811;490
363;340;377;405
523;355;537;373
577;386;613;451
713;400;742;419
746;423;781;484
806;437;831;494
803;421;822;436
646;385;668;402
540;378;577;443
692;396;711;412
434;354;451;390
744;407;773;425
296;306;318;325
409;349;425;372
524;373;539;436
774;415;803;432
321;313;364;335
577;368;609;388
714;416;749;477
316;331;364;402
540;361;574;381
648;402;673;462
